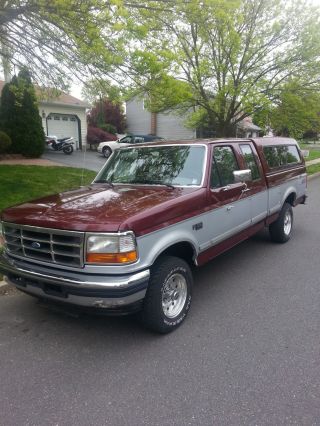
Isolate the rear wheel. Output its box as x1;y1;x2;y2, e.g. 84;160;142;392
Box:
63;145;73;155
141;256;193;333
269;202;293;243
102;146;112;159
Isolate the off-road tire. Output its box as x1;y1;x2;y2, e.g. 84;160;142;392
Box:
103;146;112;159
141;256;193;334
269;202;293;243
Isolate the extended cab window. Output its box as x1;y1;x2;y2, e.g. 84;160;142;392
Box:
264;145;301;169
211;146;239;188
240;144;260;180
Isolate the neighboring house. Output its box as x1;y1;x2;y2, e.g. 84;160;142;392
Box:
0;81;89;149
126;97;260;140
236;116;261;138
126;98;196;140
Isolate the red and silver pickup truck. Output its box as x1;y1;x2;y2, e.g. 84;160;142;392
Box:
0;137;307;333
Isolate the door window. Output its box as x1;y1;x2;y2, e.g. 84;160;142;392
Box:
210;146;239;188
240;144;260;180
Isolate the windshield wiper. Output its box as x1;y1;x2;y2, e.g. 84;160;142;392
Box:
93;180;114;187
129;179;175;189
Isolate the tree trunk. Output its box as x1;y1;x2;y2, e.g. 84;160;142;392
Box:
216;120;236;137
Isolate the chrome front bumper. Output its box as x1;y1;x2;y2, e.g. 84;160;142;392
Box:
0;252;149;311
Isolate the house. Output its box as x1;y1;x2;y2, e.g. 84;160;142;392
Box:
0;81;89;149
236;116;261;138
126;97;261;140
126;97;196;139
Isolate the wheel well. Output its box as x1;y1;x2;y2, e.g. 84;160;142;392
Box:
285;192;296;206
156;242;196;266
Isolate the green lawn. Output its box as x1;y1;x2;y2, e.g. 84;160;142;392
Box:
304;150;320;161
0;165;96;213
306;163;320;175
298;143;320;161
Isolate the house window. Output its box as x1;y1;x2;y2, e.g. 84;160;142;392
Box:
54;116;60;120
47;116;52;120
70;117;76;121
62;117;68;121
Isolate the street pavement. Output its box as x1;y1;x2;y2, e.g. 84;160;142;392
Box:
42;148;107;173
0;179;319;425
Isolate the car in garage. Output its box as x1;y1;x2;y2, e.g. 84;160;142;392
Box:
97;134;165;158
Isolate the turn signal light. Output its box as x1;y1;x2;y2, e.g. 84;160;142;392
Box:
86;251;138;264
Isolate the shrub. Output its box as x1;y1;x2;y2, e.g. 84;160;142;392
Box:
0;131;12;154
87;98;126;133
0;69;45;158
99;123;117;135
86;126;117;146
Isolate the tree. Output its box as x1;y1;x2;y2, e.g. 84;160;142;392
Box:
270;84;320;140
81;79;122;104
88;99;126;134
0;69;45;157
0;1;126;88
124;0;320;136
253;81;320;139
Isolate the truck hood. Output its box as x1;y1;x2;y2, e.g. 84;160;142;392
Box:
2;184;203;233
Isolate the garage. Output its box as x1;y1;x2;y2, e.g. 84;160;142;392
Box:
46;114;81;149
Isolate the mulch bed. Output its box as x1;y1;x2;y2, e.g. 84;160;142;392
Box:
0;154;25;161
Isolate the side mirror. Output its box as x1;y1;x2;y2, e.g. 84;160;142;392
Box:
233;169;252;183
301;149;309;158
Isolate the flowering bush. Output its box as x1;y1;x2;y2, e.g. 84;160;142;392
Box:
86;126;117;146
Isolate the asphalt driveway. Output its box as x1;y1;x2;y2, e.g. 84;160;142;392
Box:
0;177;319;425
42;148;106;173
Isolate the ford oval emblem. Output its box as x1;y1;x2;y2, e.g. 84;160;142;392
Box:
31;241;41;249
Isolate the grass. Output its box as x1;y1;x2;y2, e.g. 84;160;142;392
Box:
298;143;320;161
0;165;96;213
306;163;320;175
303;150;320;161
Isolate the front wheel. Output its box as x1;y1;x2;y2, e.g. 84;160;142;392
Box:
141;256;193;333
269;202;293;243
63;145;73;155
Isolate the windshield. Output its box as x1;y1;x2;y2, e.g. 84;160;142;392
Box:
94;145;206;186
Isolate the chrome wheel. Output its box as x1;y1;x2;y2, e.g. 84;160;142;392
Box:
162;273;188;318
283;210;292;235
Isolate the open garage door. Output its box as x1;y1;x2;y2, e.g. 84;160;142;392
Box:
47;114;80;149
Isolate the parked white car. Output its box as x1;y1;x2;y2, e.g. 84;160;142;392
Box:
97;134;165;158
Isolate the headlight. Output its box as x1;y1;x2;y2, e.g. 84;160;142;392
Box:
86;232;138;264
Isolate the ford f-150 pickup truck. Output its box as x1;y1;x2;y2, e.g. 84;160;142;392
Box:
0;137;307;333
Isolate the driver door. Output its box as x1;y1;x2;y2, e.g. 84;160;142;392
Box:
205;145;252;247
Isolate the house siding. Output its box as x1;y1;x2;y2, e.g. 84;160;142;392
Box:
126;98;195;140
126;98;151;134
40;103;87;149
157;113;195;140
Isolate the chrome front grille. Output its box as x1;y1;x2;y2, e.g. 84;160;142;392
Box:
3;223;84;267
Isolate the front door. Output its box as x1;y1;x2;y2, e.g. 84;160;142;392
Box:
203;145;252;250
